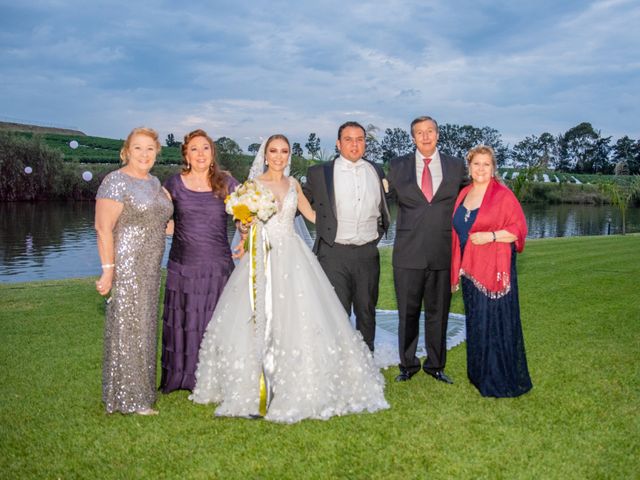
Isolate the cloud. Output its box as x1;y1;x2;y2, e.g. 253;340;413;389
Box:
0;0;638;151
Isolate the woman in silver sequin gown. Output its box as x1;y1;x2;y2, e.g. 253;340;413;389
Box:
190;135;389;423
95;127;173;415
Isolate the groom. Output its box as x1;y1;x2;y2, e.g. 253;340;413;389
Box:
303;121;390;352
387;115;467;383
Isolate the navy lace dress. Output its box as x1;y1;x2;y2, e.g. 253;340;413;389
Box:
453;203;532;398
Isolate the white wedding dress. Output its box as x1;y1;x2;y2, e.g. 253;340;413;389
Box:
190;178;389;423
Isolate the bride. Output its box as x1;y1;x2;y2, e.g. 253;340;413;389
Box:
190;134;389;423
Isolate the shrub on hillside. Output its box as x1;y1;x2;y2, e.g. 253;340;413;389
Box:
0;133;64;201
614;161;630;176
513;181;608;205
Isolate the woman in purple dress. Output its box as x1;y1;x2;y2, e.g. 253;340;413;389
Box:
160;129;239;393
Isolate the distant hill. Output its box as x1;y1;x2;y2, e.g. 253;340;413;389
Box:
0;121;86;136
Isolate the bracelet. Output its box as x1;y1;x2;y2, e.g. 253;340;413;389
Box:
101;264;115;269
491;232;496;242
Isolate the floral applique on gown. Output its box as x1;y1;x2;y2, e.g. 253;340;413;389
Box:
190;178;389;423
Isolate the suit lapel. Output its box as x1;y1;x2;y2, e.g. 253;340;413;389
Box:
323;161;337;217
404;153;427;202
440;153;450;180
367;160;390;231
406;153;418;185
432;154;450;201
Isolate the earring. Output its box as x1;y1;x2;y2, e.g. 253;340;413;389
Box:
265;160;269;166
187;162;191;170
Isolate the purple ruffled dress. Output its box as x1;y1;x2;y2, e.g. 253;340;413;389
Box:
160;173;239;393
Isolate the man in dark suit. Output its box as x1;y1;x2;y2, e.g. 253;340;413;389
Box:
387;116;467;383
303;121;390;352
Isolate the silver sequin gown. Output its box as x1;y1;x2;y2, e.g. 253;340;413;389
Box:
190;178;389;423
96;170;173;413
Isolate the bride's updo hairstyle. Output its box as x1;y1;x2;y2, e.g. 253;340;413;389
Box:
181;129;231;198
264;134;290;153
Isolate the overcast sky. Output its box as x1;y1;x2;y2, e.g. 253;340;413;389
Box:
1;0;638;152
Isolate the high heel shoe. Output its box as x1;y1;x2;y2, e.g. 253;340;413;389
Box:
135;408;159;416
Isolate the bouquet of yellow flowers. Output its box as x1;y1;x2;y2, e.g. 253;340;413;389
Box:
225;180;278;227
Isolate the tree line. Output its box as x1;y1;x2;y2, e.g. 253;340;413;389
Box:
175;121;639;175
3;129;639;209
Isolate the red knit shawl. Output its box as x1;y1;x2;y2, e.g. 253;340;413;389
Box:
451;178;527;298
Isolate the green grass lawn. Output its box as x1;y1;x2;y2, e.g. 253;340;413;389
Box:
1;235;639;479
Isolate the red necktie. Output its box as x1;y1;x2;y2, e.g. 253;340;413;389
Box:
421;157;433;202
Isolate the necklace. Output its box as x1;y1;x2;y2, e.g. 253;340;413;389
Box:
185;174;210;191
190;182;209;191
464;207;471;223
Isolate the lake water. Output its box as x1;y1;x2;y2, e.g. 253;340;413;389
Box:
1;201;639;283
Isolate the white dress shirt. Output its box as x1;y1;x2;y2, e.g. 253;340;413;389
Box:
333;156;381;245
415;149;443;195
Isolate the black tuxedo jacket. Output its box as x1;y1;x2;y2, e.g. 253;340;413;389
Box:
387;152;467;270
303;159;390;254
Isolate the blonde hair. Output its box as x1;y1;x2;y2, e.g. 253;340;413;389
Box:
466;144;502;184
119;127;161;164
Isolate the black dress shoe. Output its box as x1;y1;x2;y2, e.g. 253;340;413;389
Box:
425;370;454;384
395;370;416;382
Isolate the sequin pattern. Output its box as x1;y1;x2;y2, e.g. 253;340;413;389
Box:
97;170;173;414
190;178;389;423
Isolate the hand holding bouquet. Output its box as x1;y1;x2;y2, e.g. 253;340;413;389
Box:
226;180;277;257
225;180;278;227
225;179;277;261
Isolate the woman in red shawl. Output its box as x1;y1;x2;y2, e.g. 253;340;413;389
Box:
451;145;532;398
